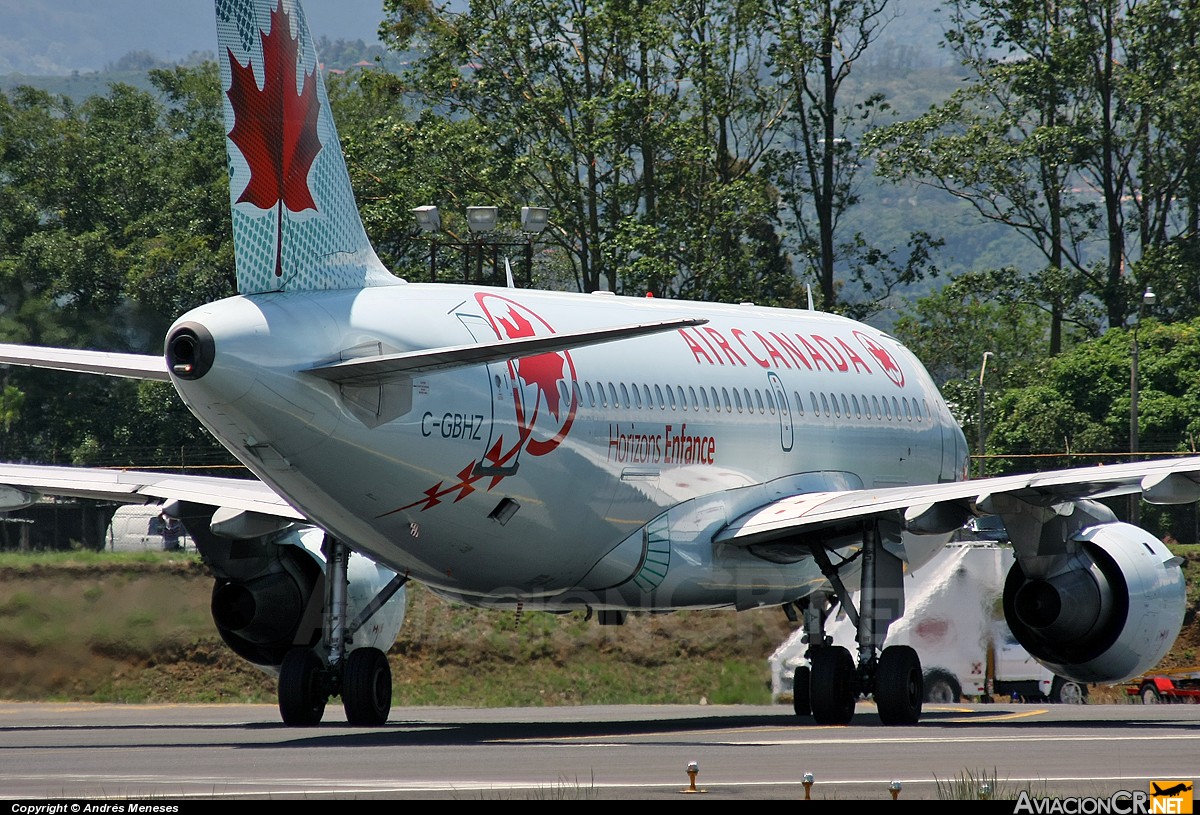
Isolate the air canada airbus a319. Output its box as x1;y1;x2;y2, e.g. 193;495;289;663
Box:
1;0;1198;728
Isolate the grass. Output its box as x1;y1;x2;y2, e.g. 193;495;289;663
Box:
935;768;1049;801
0;550;792;706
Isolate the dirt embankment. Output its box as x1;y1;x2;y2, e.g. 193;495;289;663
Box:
2;554;1198;706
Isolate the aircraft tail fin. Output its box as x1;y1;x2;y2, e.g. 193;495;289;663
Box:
216;0;401;294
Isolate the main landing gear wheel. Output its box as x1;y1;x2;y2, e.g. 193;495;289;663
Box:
278;647;328;726
342;647;393;726
810;646;856;725
875;645;923;725
792;665;812;717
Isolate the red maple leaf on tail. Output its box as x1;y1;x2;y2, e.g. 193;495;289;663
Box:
226;0;323;277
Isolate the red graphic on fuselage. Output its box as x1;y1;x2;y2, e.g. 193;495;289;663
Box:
482;293;577;456
383;294;577;515
677;324;905;388
853;330;905;387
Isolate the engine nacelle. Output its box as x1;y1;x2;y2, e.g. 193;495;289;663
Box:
174;502;406;673
1003;521;1185;684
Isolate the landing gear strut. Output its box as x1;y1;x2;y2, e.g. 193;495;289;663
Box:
795;519;922;725
276;535;408;726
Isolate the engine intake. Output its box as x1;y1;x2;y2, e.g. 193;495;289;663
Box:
1003;521;1185;684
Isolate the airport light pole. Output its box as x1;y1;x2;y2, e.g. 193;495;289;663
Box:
1130;286;1156;525
412;205;548;286
977;351;994;478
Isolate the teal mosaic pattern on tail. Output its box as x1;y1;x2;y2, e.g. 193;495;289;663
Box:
216;0;401;293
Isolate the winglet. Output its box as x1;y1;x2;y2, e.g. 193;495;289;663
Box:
217;0;402;294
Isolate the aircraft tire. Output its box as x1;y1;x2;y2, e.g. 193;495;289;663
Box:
792;665;811;717
342;647;392;726
876;645;924;725
810;646;856;725
278;647;327;726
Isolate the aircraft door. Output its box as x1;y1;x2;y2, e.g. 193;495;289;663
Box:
768;371;794;452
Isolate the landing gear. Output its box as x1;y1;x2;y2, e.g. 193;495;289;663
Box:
278;647;327;726
792;665;811;717
810;645;856;724
275;534;407;727
875;645;923;725
343;647;392;725
798;518;924;725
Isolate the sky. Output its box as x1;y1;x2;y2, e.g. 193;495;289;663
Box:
0;0;389;75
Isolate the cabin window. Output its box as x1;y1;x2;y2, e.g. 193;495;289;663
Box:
559;380;571;409
654;384;665;409
700;387;710;410
793;391;805;416
754;390;765;413
585;381;596;407
710;387;720;412
677;385;688;411
722;388;733;411
597;382;608;408
633;384;643;410
644;384;654;409
831;393;841;418
892;396;901;420
765;390;775;415
904;398;912;422
607;382;618;409
688;386;698;411
852;394;861;419
733;389;744;412
667;386;677;410
743;388;753;413
820;393;829;416
620;382;630;408
810;392;819;415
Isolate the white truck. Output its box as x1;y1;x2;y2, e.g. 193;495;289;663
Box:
769;542;1088;705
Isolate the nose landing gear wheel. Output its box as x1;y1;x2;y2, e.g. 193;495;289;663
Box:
342;647;393;726
810;645;856;725
875;645;923;725
278;647;328;726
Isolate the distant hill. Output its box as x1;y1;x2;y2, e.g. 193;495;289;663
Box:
0;0;387;76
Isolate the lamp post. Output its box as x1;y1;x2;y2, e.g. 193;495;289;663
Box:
411;205;548;286
977;351;994;478
1130;286;1157;524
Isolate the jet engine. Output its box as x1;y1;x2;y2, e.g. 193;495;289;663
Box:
172;502;406;674
1002;519;1185;684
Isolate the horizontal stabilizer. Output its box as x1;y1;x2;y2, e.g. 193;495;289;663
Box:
304;317;708;385
0;344;169;381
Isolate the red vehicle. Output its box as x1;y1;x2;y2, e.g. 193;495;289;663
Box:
1126;668;1200;703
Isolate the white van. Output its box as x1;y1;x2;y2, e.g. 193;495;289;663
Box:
106;504;190;552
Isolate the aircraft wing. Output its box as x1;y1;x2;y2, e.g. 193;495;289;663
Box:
304;317;708;385
0;463;304;519
715;456;1200;546
0;344;169;381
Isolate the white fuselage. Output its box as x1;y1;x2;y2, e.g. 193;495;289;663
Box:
169;283;969;611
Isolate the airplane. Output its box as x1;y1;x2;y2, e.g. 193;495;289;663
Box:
0;0;1198;728
1152;783;1194;797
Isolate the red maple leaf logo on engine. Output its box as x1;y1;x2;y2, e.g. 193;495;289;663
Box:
225;0;322;276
